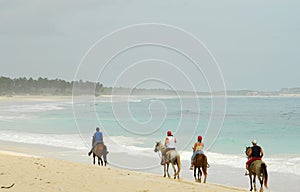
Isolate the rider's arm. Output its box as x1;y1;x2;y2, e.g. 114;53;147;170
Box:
100;132;103;142
92;133;95;144
247;148;252;157
164;137;169;147
193;143;197;152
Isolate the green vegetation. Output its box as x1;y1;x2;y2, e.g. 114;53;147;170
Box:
0;76;103;96
1;76;299;96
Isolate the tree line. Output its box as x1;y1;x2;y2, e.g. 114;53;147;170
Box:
0;76;104;96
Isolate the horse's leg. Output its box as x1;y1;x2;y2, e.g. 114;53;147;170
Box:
99;157;103;166
249;174;253;191
203;157;208;183
199;168;202;183
253;175;257;192
167;163;170;178
171;163;176;179
93;154;96;165
103;154;107;166
103;145;108;166
193;166;197;181
97;157;100;166
259;176;263;192
163;164;166;177
202;165;207;183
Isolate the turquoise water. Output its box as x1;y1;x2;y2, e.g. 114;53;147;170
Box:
0;96;300;176
215;97;300;155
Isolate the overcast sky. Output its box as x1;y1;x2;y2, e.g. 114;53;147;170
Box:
1;0;299;91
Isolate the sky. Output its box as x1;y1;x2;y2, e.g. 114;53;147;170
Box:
0;0;299;91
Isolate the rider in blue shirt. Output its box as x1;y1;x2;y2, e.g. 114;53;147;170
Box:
88;127;104;156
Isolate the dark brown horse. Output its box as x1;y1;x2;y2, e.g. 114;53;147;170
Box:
92;143;108;166
246;146;268;192
193;154;208;183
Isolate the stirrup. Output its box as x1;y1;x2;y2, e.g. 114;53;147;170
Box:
189;166;193;170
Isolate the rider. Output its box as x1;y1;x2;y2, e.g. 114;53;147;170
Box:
88;127;104;156
245;139;264;175
161;130;176;165
190;135;205;170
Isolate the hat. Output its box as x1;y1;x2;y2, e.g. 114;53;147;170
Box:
252;140;257;145
198;135;202;141
167;131;172;136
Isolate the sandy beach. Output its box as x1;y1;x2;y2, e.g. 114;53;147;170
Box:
0;96;72;102
0;151;249;192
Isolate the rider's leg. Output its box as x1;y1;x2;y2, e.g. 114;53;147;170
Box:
245;164;249;175
161;151;166;165
190;152;195;170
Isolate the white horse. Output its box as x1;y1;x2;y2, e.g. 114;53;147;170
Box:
154;141;181;179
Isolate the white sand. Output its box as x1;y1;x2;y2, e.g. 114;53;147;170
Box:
0;151;249;192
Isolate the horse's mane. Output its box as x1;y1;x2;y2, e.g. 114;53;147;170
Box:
157;141;166;151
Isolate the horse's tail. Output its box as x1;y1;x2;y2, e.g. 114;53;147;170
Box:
261;163;268;188
176;154;181;176
202;155;208;175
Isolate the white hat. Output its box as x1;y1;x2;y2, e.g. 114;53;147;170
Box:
252;140;257;144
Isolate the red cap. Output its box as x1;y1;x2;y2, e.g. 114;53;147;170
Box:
198;135;202;141
167;131;172;136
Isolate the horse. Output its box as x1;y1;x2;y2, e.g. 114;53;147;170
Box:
154;141;181;179
245;146;268;192
193;154;208;183
92;143;108;166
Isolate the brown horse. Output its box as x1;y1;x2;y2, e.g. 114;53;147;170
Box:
193;154;208;183
154;141;181;179
92;143;108;166
246;146;268;192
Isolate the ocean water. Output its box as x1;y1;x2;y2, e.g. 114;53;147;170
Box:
0;96;300;190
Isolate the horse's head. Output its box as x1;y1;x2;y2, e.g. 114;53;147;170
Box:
154;141;161;152
245;146;251;157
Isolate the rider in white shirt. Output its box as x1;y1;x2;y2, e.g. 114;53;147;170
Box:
161;130;176;165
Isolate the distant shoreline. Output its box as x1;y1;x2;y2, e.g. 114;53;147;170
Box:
1;94;300;102
1;76;300;97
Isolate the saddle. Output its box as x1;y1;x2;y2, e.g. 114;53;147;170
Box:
248;157;262;168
